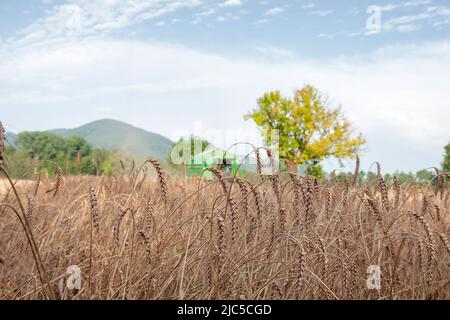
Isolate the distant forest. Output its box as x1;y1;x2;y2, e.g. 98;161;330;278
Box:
5;131;448;188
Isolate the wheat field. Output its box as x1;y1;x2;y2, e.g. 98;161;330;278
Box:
0;156;449;300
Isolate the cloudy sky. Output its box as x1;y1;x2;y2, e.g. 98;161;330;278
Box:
1;0;449;172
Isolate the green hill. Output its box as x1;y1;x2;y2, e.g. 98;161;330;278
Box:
51;119;173;160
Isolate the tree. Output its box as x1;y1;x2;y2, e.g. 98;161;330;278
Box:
65;136;92;159
169;135;212;165
393;171;415;184
416;169;434;186
443;142;450;171
4;146;32;178
89;148;114;176
244;85;365;173
11;132;115;177
16;132;66;161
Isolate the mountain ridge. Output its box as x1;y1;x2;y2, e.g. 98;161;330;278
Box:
8;119;173;160
50;119;173;160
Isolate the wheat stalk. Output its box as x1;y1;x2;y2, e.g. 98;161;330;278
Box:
53;165;62;198
1;138;449;300
438;233;450;254
150;160;168;206
352;156;360;187
89;186;100;233
393;176;400;209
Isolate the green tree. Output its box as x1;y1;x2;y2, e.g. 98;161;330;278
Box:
16;132;66;161
416;169;434;186
245;85;365;174
65;136;92;159
307;164;324;178
12;131;115;177
393;171;415;184
169;135;212;165
4;146;32;178
443;142;450;171
90;148;114;176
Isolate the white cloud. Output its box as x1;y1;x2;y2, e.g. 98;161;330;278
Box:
221;0;242;7
382;6;450;32
1;39;449;172
433;18;450;27
317;33;335;39
397;24;421;32
352;4;450;37
196;8;216;17
308;10;334;17
302;3;315;9
378;4;399;12
265;7;284;16
6;0;203;48
255;46;295;59
377;0;431;12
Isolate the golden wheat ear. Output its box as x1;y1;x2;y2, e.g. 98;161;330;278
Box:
150;160;169;206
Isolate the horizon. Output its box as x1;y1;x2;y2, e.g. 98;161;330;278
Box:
1;1;450;303
1;0;449;173
3;117;446;175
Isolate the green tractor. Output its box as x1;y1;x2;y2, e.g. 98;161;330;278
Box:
186;148;240;178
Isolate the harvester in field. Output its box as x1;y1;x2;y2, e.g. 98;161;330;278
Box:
185;148;240;178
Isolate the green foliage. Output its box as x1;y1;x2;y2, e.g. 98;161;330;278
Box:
306;162;324;178
6;132;116;178
90;148;115;176
245;85;365;173
443;142;450;171
169;135;212;166
4;146;32;178
415;169;434;186
331;169;432;187
16;132;67;161
175;135;211;159
392;171;415;184
65;136;92;159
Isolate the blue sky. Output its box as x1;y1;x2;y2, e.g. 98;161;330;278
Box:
1;0;449;172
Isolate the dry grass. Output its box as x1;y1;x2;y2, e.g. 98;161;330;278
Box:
0;160;449;300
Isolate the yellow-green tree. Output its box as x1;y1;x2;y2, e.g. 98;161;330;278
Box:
245;85;365;173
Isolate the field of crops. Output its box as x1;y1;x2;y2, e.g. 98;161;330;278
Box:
0;157;449;300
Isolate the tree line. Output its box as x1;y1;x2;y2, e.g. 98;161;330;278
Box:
5;84;450;180
5;132;119;178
